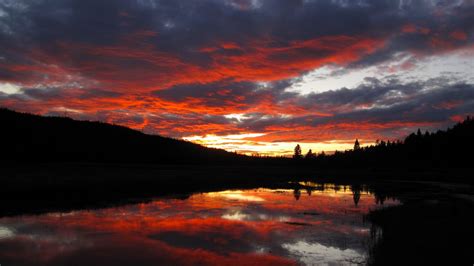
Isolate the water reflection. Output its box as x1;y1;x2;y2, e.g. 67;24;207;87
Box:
0;184;398;265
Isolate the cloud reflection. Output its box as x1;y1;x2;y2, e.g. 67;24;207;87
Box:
0;226;14;240
0;185;398;265
206;190;266;202
282;241;365;265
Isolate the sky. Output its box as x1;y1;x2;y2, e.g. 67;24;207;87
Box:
0;0;473;156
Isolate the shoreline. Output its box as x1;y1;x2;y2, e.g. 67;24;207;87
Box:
1;162;472;217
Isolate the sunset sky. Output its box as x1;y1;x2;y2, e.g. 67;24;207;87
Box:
0;0;473;155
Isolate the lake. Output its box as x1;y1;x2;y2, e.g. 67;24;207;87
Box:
0;182;402;265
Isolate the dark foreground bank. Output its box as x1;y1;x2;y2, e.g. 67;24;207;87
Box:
367;193;474;265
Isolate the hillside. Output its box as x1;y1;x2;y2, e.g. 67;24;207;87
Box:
2;107;473;171
0;108;240;164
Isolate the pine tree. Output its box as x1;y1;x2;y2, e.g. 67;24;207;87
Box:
293;144;302;159
354;139;361;150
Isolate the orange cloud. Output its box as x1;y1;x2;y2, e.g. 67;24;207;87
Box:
246;121;438;143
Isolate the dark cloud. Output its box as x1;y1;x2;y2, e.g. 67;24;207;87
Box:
1;0;472;70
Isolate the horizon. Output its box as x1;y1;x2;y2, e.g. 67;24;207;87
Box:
0;1;473;156
3;106;470;158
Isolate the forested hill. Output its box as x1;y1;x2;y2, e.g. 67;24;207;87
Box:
0;108;241;164
2;107;473;170
307;116;474;170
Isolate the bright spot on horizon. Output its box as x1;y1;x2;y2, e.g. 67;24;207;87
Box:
184;133;374;156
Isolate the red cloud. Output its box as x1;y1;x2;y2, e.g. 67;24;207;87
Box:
1;33;384;95
402;24;430;35
201;36;385;82
402;24;417;33
450;30;468;41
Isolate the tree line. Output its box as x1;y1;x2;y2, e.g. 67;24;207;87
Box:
292;116;474;169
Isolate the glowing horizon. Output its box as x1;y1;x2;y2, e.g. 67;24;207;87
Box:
183;133;374;156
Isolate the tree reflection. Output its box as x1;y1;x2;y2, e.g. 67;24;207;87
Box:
351;185;361;207
293;188;301;200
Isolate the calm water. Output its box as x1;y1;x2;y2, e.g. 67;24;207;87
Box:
0;183;398;265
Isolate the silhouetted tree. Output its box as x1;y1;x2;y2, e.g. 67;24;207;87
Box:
354;139;361;150
305;149;315;159
293;144;302;159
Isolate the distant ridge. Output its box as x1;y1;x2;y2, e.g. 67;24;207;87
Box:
0;108;241;164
